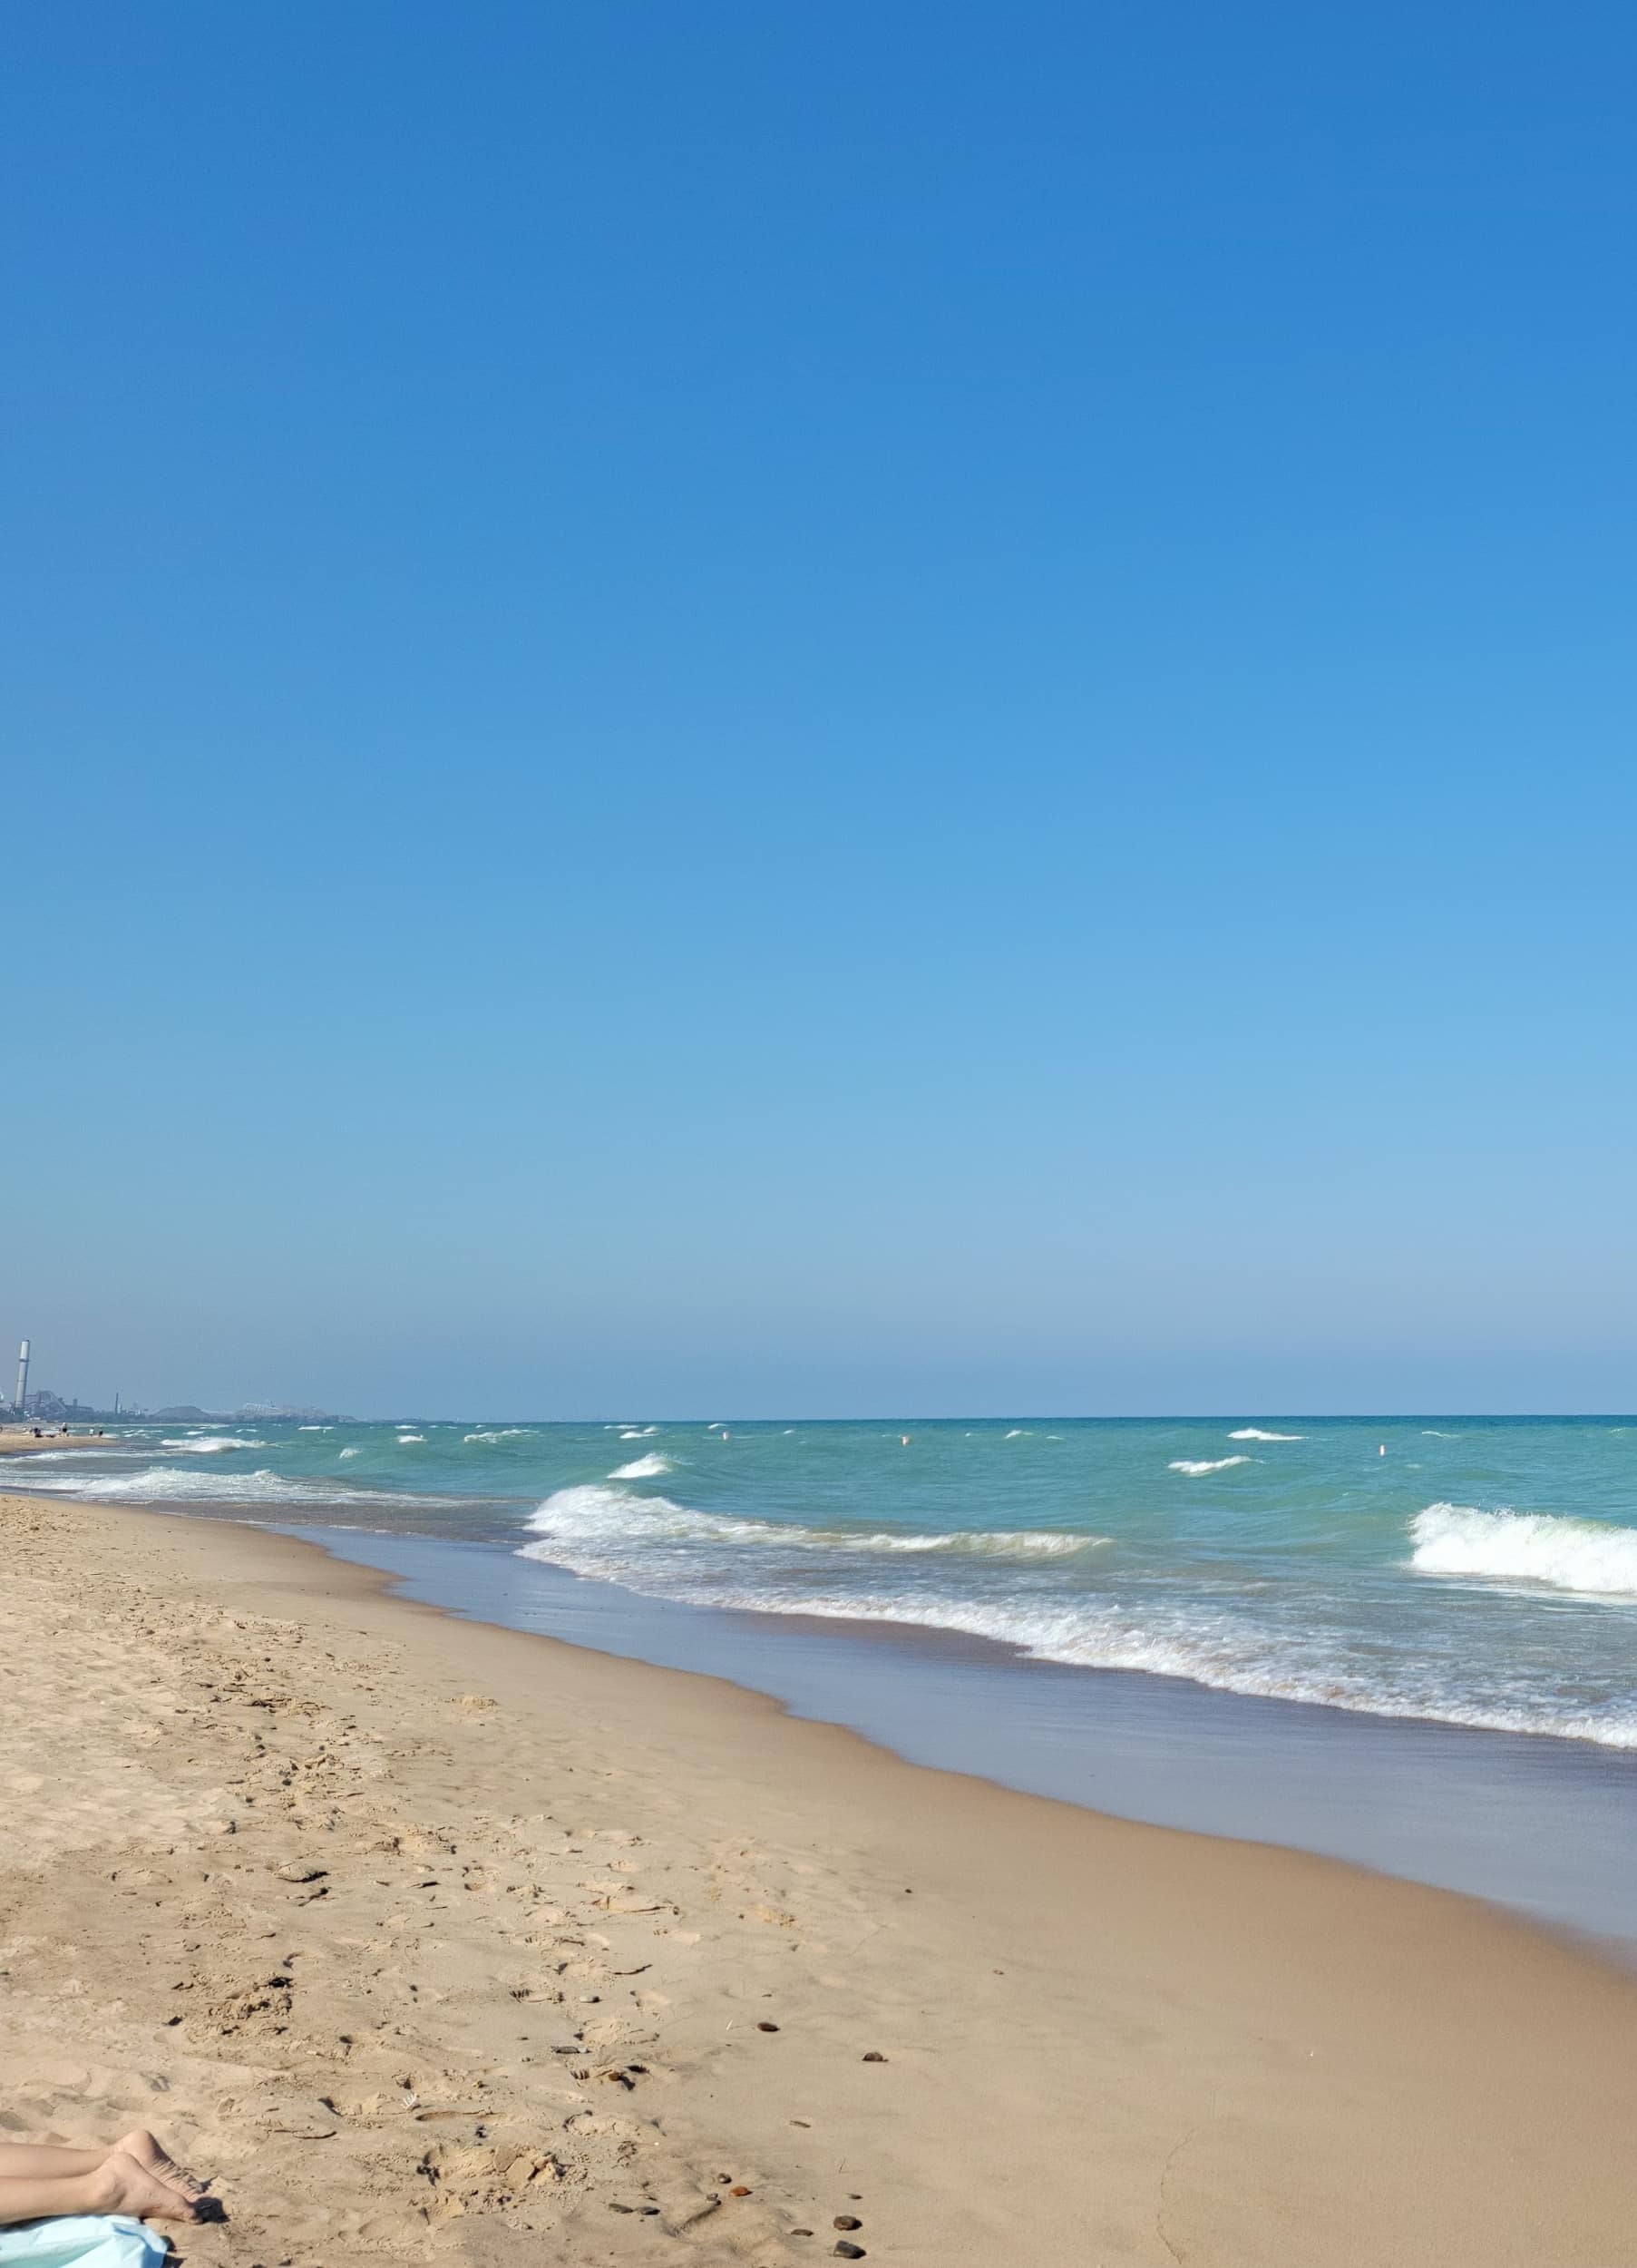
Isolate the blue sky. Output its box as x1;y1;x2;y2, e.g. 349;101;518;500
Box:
5;2;1633;1415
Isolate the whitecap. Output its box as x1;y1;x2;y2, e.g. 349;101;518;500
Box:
608;1453;672;1480
159;1435;267;1453
1169;1456;1251;1475
395;1432;424;1443
520;1485;1105;1569
1227;1429;1302;1442
1409;1504;1637;1598
12;1465;468;1511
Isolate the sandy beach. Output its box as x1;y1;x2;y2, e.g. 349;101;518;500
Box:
4;1487;1635;2268
0;1430;116;1454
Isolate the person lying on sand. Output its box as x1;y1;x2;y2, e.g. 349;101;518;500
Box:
0;2131;205;2226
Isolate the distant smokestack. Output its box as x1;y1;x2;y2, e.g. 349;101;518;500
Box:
15;1338;30;1415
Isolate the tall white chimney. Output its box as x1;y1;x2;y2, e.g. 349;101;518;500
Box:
15;1338;30;1416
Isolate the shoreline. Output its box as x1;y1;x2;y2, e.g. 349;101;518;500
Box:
297;1520;1637;1949
14;1452;1637;1940
5;1485;1637;2263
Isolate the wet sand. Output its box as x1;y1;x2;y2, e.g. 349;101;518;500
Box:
3;1487;1635;2266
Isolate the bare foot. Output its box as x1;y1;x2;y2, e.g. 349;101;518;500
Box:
115;2129;207;2201
93;2148;200;2223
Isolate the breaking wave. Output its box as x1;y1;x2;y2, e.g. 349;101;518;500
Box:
1228;1429;1302;1442
159;1435;267;1452
508;1488;1637;1748
10;1464;468;1512
1410;1504;1637;1598
1169;1456;1250;1475
608;1453;672;1479
519;1484;1104;1572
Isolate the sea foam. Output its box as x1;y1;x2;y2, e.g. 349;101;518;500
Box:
159;1435;267;1452
608;1453;672;1480
521;1484;1103;1568
1169;1456;1250;1475
511;1487;1637;1749
1228;1429;1302;1442
11;1464;466;1511
1410;1504;1637;1598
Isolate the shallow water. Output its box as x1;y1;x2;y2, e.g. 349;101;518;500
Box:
287;1525;1637;1949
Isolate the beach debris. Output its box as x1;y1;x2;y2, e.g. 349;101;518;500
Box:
833;2215;862;2230
729;2185;752;2196
833;2244;866;2259
861;2051;886;2062
757;2020;781;2031
274;1862;326;1883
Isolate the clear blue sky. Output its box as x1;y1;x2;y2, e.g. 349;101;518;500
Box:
5;2;1633;1416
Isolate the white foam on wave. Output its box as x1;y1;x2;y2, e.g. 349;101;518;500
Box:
1227;1429;1302;1442
520;1485;1104;1569
160;1435;267;1453
608;1453;672;1480
673;1584;1637;1750
463;1428;532;1443
1169;1456;1250;1475
396;1433;425;1443
11;1464;468;1510
512;1487;1637;1750
338;1446;363;1459
1410;1504;1637;1598
619;1426;659;1439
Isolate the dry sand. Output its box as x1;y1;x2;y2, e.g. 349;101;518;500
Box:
2;1486;1634;2267
0;1430;115;1454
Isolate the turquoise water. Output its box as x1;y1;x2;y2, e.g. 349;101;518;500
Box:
22;1414;1637;1750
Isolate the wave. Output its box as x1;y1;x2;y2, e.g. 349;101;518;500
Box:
619;1426;659;1440
11;1464;468;1511
520;1485;1105;1569
395;1433;424;1443
159;1435;267;1452
1169;1456;1250;1475
512;1488;1637;1749
463;1428;532;1443
338;1447;363;1459
1227;1429;1302;1442
1409;1504;1637;1598
608;1453;672;1480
